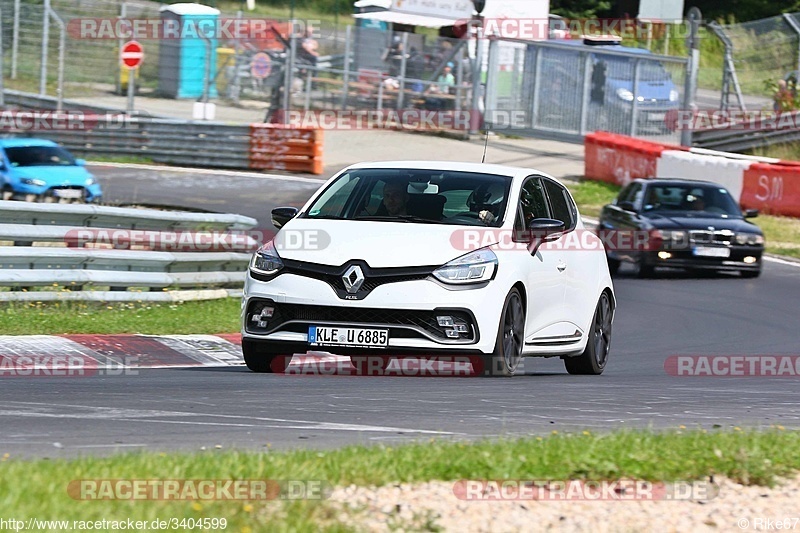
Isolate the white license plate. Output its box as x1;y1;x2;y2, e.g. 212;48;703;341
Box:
53;189;83;199
693;246;730;258
648;112;666;121
308;326;389;348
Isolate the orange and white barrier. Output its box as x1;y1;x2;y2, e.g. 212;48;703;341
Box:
585;132;800;217
249;124;324;175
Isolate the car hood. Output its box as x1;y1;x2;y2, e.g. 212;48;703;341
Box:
11;165;93;185
646;213;762;233
276;218;476;268
608;78;674;100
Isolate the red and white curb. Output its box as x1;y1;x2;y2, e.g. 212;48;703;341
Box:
0;335;518;376
0;334;245;371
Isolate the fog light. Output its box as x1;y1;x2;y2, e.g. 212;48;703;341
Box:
743;256;757;264
437;316;455;327
445;329;459;338
257;306;274;318
455;324;469;333
658;251;672;259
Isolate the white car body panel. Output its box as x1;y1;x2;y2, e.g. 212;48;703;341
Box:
243;161;614;361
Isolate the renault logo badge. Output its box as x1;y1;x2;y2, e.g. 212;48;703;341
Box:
342;265;365;294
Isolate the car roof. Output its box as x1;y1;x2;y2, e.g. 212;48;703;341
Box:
634;178;726;188
0;138;59;148
555;41;653;56
343;161;552;181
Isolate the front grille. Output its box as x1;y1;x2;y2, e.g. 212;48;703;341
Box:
280;259;435;300
246;300;476;342
689;230;734;245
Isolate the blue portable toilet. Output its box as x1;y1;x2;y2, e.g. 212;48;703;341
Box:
158;3;220;99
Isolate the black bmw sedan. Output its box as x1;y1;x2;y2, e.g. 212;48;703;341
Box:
598;178;764;278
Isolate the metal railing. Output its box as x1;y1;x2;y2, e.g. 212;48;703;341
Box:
0;200;259;301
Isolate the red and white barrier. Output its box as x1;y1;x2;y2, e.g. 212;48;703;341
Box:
585;132;800;217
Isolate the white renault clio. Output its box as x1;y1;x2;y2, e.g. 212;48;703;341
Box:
242;161;615;376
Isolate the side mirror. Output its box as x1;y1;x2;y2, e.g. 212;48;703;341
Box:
617;201;637;212
527;218;566;255
744;208;759;218
74;158;86;166
271;206;299;229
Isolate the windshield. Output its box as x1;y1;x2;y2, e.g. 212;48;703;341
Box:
604;56;672;82
641;184;742;216
5;145;77;167
303;169;512;226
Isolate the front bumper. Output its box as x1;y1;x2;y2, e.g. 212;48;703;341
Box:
9;183;102;202
242;272;506;355
641;246;763;271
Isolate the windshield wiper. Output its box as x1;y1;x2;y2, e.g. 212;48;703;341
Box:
304;214;346;220
355;215;445;224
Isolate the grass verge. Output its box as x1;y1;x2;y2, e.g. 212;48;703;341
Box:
0;298;240;335
566;180;800;259
0;430;798;529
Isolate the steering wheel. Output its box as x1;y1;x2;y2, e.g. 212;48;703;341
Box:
452;211;482;219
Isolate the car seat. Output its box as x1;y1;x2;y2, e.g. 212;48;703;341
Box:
407;194;446;220
467;183;505;217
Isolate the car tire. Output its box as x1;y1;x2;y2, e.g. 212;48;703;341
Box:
741;269;761;279
482;288;525;377
607;256;620;276
564;292;613;375
638;260;655;278
242;339;290;373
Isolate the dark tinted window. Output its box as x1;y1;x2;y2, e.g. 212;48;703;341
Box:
643;184;741;216
304;169;512;226
616;182;642;206
516;178;549;228
543;179;575;230
5;145;76;167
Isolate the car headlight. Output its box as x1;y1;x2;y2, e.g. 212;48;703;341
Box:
21;178;46;187
735;233;764;246
669;89;679;102
433;248;497;285
249;240;284;276
616;88;634;102
85;177;96;186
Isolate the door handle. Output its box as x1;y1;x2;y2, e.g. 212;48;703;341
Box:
557;261;567;272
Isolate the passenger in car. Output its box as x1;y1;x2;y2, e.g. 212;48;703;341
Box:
378;180;410;216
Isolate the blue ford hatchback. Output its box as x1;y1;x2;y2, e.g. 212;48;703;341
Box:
0;138;102;202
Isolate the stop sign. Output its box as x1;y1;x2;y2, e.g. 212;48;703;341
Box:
121;40;144;69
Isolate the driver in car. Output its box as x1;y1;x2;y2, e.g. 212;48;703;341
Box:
382;180;409;216
377;180;497;224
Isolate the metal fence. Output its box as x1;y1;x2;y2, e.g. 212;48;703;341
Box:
720;12;800;106
0;200;257;301
11;1;775;145
482;38;688;143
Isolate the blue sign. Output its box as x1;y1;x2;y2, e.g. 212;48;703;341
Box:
250;52;272;79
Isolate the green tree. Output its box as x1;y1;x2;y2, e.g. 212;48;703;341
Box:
690;0;800;22
550;0;613;19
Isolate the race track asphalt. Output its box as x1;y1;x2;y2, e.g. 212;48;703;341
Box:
0;165;797;458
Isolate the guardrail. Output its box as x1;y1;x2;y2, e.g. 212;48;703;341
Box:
2;90;325;174
0;200;261;302
693;123;800;153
